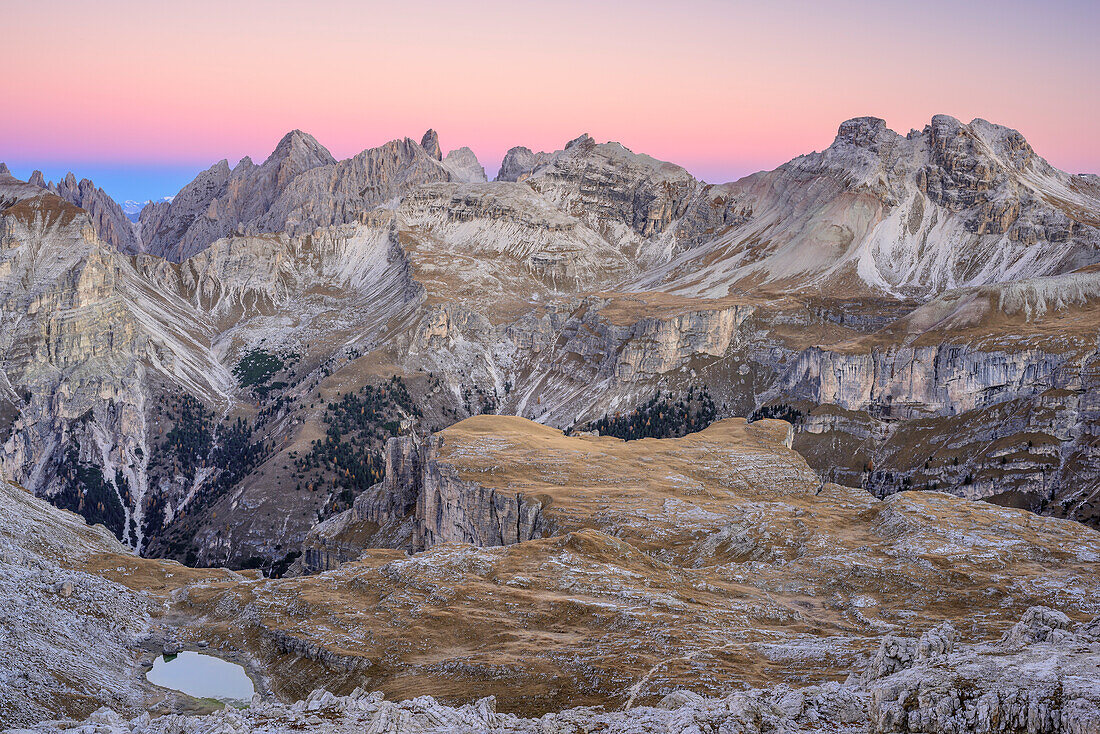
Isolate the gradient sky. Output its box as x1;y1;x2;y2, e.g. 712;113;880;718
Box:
2;0;1097;203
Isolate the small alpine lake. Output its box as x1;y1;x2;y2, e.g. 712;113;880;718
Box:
145;651;255;705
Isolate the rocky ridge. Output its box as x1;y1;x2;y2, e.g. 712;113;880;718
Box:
635;115;1100;298
138;130;338;261
17;169;141;254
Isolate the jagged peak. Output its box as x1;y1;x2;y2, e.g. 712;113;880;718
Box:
496;146;551;182
445;145;478;158
832;116;900;150
921;115;1040;172
442;146;488;183
264;129;335;168
0;162;10;177
28;170;47;188
565;133;595;151
233;156;255;172
420;129;442;161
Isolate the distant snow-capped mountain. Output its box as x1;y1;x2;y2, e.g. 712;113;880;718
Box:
122;197;173;222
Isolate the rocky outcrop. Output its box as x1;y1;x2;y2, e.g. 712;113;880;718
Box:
298;434;423;573
22;171;142;254
442;146;488;183
298;429;548;569
521;134;701;264
140;130;337;261
414;433;549;548
419;129;442;161
495;145;551;182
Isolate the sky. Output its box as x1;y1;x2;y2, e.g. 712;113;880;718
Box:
1;0;1097;203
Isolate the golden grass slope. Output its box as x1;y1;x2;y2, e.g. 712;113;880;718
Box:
125;416;1100;715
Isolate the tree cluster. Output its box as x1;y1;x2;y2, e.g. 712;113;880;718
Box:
585;386;718;441
748;403;804;425
293;376;418;518
55;447;130;541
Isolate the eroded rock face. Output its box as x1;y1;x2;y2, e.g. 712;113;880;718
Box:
299;434;423;573
419;129;442;161
521;135;702;265
414;433;548;548
441;146;488;183
23;171;142;255
0;182;232;549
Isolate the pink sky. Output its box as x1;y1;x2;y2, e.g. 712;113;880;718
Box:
2;0;1098;197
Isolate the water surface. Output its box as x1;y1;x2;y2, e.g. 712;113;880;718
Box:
146;651;255;704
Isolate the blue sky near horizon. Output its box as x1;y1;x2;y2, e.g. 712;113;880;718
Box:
3;161;202;206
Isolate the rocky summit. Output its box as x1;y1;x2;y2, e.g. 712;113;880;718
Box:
1;117;1099;732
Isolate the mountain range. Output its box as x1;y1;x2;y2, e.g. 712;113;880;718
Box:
2;114;1098;566
2;113;1100;730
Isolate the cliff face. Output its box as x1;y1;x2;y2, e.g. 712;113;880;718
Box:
299;428;549;572
298;432;423;573
414;433;549;548
0;183;233;550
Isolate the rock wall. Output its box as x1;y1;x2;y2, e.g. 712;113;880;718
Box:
414;433;548;548
298;429;552;571
778;343;1075;417
0;187;231;550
